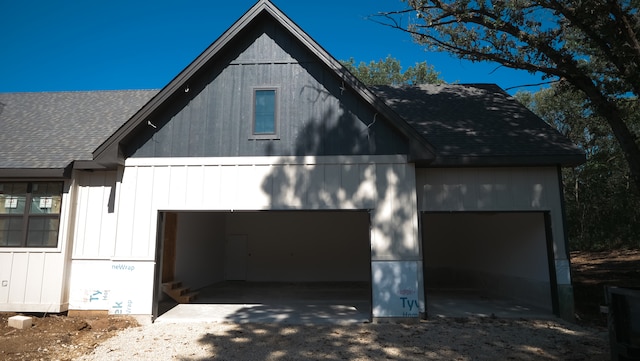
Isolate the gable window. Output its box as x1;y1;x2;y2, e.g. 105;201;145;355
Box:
0;182;63;247
252;88;279;139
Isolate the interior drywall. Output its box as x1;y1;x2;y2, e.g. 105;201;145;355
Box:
224;211;371;282
172;210;371;285
422;212;552;310
415;167;569;280
174;212;227;289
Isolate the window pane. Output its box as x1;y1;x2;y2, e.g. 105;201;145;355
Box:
0;182;62;247
30;182;63;214
0;183;27;214
254;89;276;134
0;217;24;247
26;217;59;247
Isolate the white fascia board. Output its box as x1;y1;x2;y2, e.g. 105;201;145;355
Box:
124;155;409;167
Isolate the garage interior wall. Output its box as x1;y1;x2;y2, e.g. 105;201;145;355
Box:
423;212;552;310
173;211;371;289
174;212;226;289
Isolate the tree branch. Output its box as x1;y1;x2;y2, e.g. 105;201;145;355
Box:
504;80;560;91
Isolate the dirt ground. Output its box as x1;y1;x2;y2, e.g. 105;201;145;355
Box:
0;313;137;361
571;249;640;326
0;249;638;361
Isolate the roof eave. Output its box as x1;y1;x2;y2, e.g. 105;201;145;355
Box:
264;5;436;160
92;1;294;164
92;2;270;164
0;167;71;179
72;158;120;170
420;153;587;168
92;0;436;165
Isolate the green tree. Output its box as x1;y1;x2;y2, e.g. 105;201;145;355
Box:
341;55;444;86
374;0;640;193
516;85;640;249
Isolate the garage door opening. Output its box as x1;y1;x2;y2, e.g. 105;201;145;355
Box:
153;210;372;323
422;212;558;318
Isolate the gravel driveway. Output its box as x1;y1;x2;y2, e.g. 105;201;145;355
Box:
76;317;608;360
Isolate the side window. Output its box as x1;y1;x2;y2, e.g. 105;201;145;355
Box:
252;88;279;139
0;182;63;248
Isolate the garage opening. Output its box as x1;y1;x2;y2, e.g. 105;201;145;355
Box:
154;210;372;323
422;212;558;318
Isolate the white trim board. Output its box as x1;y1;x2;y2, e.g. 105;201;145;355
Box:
124;155;409;167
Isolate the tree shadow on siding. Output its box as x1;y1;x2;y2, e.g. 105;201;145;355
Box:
242;84;421;320
260;92;420;262
170;48;602;361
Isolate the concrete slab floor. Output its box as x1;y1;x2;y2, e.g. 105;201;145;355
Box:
155;283;554;324
155;282;372;325
426;289;554;319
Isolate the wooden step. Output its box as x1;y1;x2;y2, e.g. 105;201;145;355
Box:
167;286;189;296
162;281;182;290
180;292;198;303
162;281;199;304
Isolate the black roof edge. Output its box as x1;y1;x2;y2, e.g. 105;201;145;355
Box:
0;167;71;179
416;153;586;168
91;0;436;166
72;160;113;170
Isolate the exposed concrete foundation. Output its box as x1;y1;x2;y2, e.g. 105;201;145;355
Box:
8;315;32;329
68;310;109;317
557;284;576;322
372;317;420;324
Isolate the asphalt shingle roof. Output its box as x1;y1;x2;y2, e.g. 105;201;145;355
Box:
0;90;157;170
372;83;585;166
0;84;584;171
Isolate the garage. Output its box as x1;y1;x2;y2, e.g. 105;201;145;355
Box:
422;212;557;317
155;210;372;321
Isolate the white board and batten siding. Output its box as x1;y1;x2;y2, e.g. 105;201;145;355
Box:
68;155;423;317
72;170;119;259
115;156;420;261
416;166;572;285
0;180;74;313
68;171;156;315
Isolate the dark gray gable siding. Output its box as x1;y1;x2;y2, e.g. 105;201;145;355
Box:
125;15;408;158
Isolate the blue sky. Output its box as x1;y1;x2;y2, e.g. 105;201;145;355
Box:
0;0;546;93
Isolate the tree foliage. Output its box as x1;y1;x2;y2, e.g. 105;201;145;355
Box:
341;55;444;86
375;0;640;193
517;84;640;250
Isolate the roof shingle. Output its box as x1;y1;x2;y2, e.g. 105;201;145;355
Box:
0;83;584;172
372;83;585;166
0;90;157;170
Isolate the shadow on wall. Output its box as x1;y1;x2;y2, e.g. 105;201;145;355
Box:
259;93;418;257
254;82;422;318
